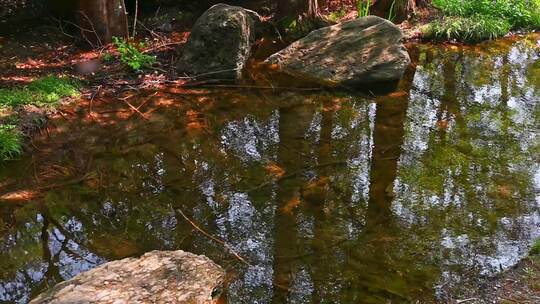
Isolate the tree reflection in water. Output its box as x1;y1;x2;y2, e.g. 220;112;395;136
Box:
0;34;539;303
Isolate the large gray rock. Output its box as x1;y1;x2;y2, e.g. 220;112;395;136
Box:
30;250;225;304
265;16;411;86
178;4;261;80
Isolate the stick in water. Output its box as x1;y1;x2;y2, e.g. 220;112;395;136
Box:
176;208;251;266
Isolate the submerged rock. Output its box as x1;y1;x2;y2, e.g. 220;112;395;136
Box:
30;250;224;304
265;16;411;87
178;3;261;80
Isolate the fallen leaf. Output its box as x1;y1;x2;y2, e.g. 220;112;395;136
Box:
0;190;40;203
436;120;449;129
264;162;285;179
497;184;512;199
301;177;330;205
281;196;301;214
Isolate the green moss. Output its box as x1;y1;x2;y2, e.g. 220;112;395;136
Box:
0;88;34;107
0;76;79;161
27;76;80;104
0;76;79;108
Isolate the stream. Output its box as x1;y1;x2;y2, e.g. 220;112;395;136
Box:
0;34;539;303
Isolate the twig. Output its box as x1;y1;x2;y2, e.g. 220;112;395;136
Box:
119;98;149;120
53;17;76;39
137;20;166;41
181;83;323;91
37;174;92;191
88;85;101;121
176;208;251;266
76;10;103;47
183;68;241;80
121;0;129;38
96;109;131;114
127;92;157;118
61;19;98;48
142;41;184;53
57;111;69;121
132;0;138;38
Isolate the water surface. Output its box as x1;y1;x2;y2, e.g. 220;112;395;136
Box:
0;34;539;303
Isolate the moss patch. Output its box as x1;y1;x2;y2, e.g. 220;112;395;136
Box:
0;76;80;161
0;76;80;108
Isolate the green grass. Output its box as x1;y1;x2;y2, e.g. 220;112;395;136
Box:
0;76;80;108
0;76;79;161
427;0;540;42
531;238;540;256
0;124;22;160
426;16;512;42
357;0;372;18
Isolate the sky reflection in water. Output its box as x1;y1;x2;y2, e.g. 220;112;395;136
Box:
0;34;539;303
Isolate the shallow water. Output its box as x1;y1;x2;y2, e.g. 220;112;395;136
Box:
0;34;539;303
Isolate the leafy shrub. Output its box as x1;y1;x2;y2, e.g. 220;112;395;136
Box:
433;0;540;28
112;37;156;72
425;16;512;42
0;124;22;160
429;0;540;41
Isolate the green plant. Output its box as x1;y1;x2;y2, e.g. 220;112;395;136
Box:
425;16;511;42
429;0;540;42
27;76;80;104
102;52;114;62
0;124;22;160
112;37;156;72
531;238;540;255
0;76;79;161
0;76;79;108
328;8;347;22
388;0;397;21
357;0;371;17
432;0;540;29
0;88;33;107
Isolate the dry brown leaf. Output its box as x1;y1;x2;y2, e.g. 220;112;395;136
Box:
264;162;285;179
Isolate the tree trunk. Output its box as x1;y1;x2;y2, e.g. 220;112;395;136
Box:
370;0;430;23
276;0;322;22
77;0;129;46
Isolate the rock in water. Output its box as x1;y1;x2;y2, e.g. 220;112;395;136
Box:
265;16;411;87
30;250;225;304
178;4;261;80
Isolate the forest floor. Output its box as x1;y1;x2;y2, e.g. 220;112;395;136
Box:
491;254;540;303
451;252;540;303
